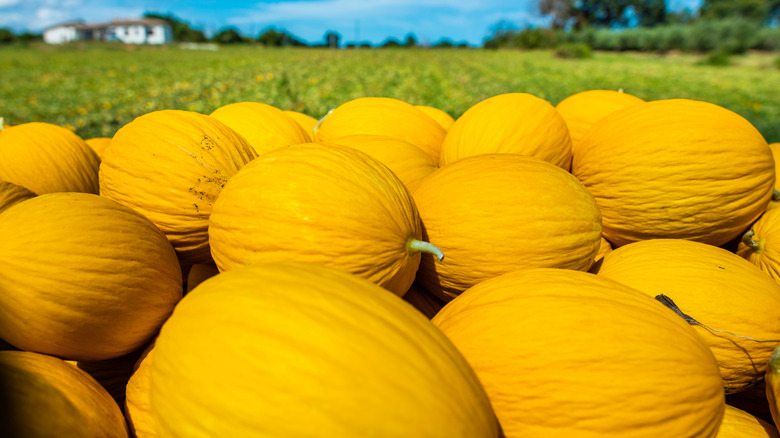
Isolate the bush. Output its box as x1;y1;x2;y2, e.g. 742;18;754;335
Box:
775;57;780;69
554;43;593;59
701;50;732;66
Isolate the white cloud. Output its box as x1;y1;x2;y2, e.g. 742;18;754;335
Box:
0;0;20;8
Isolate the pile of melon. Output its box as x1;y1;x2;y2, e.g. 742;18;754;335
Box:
3;90;780;437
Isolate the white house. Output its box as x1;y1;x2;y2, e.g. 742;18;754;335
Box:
43;19;173;45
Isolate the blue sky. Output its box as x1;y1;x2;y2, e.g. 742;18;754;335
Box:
0;0;703;46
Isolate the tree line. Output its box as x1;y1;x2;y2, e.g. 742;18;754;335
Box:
0;1;777;51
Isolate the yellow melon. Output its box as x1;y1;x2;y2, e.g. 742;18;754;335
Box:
572;99;774;247
438;93;572;169
597;238;780;393
209;142;441;296
432;268;725;437
766;143;780;212
0;350;129;438
126;340;158;438
717;405;779;438
0;193;182;360
210;102;312;155
314;96;446;163
66;347;145;408
99;109;258;265
0;121;99;194
284;110;319;136
413;154;602;301
150;262;500;437
555;89;644;154
0;180;35;214
738;207;780;279
85;137;113;158
414;105;455;130
329;134;438;192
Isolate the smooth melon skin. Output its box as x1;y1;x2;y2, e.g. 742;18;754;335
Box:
210;102;312;155
150;262;500;438
412;153;602;301
314;96;447;163
432;268;725;438
0;121;100;195
572;99;774;247
0;180;36;214
717;405;779;438
209;142;431;296
597;238;780;393
0;350;129;438
438;92;572;169
0;193;183;361
99;109;258;265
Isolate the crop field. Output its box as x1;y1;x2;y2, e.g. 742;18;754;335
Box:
1;43;779;143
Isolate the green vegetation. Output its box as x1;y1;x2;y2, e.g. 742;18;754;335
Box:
0;44;778;143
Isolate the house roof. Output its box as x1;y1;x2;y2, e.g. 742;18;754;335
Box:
44;18;170;31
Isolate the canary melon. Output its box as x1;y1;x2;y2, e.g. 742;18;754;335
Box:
210;102;311;155
0;121;99;195
717;405;779;438
414;105;455;130
85;137;113;158
555;89;644;154
0;193;182;360
126;340;158;438
0;180;35;214
284;110;319;136
738;208;780;280
439;93;572;169
597;238;780;393
314;97;446;163
150;262;500;437
99;110;257;265
432;268;725;437
0;350;129;438
209;142;441;296
330;134;438;192
572;99;774;247
413;154;601;300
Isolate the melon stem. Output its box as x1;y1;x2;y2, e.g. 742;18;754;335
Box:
408;239;444;261
742;230;763;252
312;109;334;137
773;189;780;202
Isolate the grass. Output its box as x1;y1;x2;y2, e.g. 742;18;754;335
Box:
1;43;779;143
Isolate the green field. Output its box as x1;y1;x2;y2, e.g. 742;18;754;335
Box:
1;44;779;143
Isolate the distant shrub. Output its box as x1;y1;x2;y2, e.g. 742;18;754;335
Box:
554;43;593;59
701;50;732;66
754;27;780;51
775;56;780;69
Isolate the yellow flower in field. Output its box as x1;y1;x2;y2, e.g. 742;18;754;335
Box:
76;119;86;127
27;96;37;104
753;101;763;111
266;73;274;80
103;102;112;110
254;74;264;82
77;107;87;115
